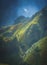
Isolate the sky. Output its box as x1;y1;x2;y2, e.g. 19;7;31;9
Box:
0;0;47;26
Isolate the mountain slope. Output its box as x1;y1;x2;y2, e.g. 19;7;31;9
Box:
23;36;47;65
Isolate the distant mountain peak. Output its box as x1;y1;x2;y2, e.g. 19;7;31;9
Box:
14;16;26;24
15;16;26;21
